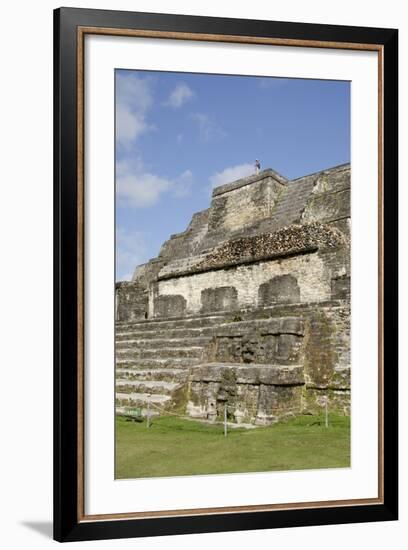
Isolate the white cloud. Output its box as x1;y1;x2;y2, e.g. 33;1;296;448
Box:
116;157;144;177
116;227;147;280
116;105;149;144
209;163;254;189
117;73;152;111
190;112;225;142
116;158;193;208
116;73;154;147
164;83;194;108
117;172;173;208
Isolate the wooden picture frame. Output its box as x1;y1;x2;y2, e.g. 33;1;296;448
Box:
54;7;398;542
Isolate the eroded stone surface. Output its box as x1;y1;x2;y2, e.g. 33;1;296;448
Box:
115;164;351;424
258;274;300;306
154;294;186;318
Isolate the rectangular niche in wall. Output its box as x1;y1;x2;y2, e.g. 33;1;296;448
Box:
201;286;238;313
258;274;300;306
154;294;186;318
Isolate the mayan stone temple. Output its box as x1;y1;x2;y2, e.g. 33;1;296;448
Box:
115;163;351;425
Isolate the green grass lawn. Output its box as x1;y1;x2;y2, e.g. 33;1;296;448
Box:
115;414;350;479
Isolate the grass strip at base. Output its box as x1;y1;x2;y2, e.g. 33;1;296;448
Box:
115;414;350;479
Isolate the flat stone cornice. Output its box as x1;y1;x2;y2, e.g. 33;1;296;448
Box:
212;168;288;197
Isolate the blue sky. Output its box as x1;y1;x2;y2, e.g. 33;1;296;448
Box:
116;69;350;281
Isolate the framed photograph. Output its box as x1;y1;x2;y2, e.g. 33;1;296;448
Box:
54;7;398;542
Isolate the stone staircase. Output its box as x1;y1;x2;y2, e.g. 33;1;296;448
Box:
115;313;227;416
115;305;351;423
115;311;310;423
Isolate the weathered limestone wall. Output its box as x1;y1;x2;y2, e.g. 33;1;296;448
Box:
156;209;210;261
182;305;350;420
116;282;148;322
141;168;289;268
131;259;165;285
212;317;306;365
208;173;286;234
301;305;350;415
151;251;331;317
186;316;306;424
300;165;350;225
157;222;344;280
116;163;351;423
187;364;305;425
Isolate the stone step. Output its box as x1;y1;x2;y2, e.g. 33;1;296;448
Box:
115;357;201;369
116;346;205;360
190;363;304;386
116;315;306;340
116;379;182;395
116;392;172;409
215;317;305;337
116;368;189;382
116;314;227;331
115;337;212;350
116;326;216;341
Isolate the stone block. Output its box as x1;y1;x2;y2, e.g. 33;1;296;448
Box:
258;274;300;306
201;286;238;313
115;282;148;322
154;294;186;318
331;275;350;300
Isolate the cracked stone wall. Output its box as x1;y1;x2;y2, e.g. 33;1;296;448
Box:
208;174;286;234
151;250;332;317
115;282;148;322
184;308;350;422
187;363;305;425
116;163;351;421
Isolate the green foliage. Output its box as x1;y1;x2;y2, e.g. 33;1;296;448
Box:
115;414;350;479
